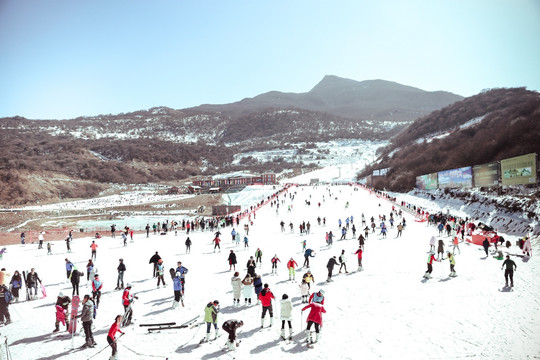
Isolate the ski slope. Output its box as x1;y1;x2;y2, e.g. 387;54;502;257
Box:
1;185;539;360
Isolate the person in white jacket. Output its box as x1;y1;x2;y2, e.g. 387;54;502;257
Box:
280;294;293;340
429;236;437;252
231;272;243;307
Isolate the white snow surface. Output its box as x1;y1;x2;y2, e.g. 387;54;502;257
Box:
2;185;539;360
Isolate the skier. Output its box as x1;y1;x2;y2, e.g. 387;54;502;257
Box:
303;248;315;268
149;252;161;278
270;255;280;275
228;250;237;271
222;319;243;351
241;274;253;305
358;234;365;250
9;271;22;302
424;252;438;279
246;256;256;277
231;272;242;307
77;294;96;347
302;271;314;290
354;247;364;271
301;239;307;252
301;300;326;345
338;250;348;273
287;257;298;281
92;274;102;308
203;300;219;342
53;291;71;332
326;256;339;282
156;259;166;288
176;262;189;295
212;235;221;253
107;315;124;360
122;284;138;325
300;279;310;303
259;284;275;328
255;248;263;268
309;289;325;304
340;227;346;240
253;274;263;304
65;235;71;253
280;294;293;340
447;252;457;277
452;236;461;255
501;255;517;287
185;237;192;254
115;259;126;290
172;270;184;308
90;241;98;260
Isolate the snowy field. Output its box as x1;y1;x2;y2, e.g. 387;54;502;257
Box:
1;184;539;360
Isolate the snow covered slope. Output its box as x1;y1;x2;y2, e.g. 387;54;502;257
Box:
2;185;538;360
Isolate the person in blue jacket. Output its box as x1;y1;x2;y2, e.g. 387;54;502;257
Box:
303;249;315;267
253;273;263;305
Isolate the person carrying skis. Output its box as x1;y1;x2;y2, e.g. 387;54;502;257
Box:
231;272;242;307
287;258;298;281
501;255;517;287
270;255;280;275
156;259;166;288
149;252;161;278
280;294;293;340
53;291;71;332
176;262;188;295
203;300;220;342
326;256;339;282
259;284;275;328
301;300;326;344
303;248;315;268
107;315;124;360
77;294;96;347
92;274;103;308
338;250;348;274
122;284;138;324
447;252;457;277
222;319;243;351
228;250;237;271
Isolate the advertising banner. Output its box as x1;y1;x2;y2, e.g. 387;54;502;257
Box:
438;167;473;189
500;153;537;186
473;162;499;187
416;173;438;190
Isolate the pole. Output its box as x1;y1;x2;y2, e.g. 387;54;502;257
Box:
87;333;124;360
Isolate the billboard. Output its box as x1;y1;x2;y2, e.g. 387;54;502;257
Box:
438;167;473;189
473;162;499;187
500;153;537;186
416;173;438;190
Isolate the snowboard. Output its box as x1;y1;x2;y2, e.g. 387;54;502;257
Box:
68;295;80;334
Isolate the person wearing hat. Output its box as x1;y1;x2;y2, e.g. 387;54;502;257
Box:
231;272;242;307
53;291;71;332
202;300;220;342
326;256;339;282
38;231;45;249
77;294;96;347
309;289;325;304
115;259;126;290
280;294;293;340
338;250;348;274
156;259;166;288
241;274;254;305
26;268;41;300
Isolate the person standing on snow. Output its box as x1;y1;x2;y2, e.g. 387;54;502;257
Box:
280;294;293;340
65;259;74;280
255;248;263;268
259;284;275;328
253;274;263;304
301;300;326;344
338;250;348;274
287;258;298;281
452;236;461;255
308;289;325;304
53;291;71;332
185;237;192;254
437;239;445;260
92;274;102;308
212;235;221;253
302;271;314;290
149;252;161;278
482;238;490;256
241;274;254;305
172;271;184;308
246;256;256;277
176;262;188;295
122;284;138;324
501;255;517;287
70;266;84;296
107;315;124;360
77;294;96;347
116;259;126;290
424;252;438;279
326;256;339;282
228;250;237;271
156;259;166;288
429;236;437;252
447;252;457;277
90;241;98;261
300;279;310;303
270;255;280;275
231;272;242;307
203;300;219;342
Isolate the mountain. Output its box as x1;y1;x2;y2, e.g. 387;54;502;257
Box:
358;87;540;191
0;76;463;205
193;75;463;123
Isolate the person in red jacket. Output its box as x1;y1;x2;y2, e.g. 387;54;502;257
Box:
354;247;363;271
301;301;326;344
259;284;275;328
107;314;124;359
213;236;221;253
424;252;438;279
122;284;138;324
286;257;298;281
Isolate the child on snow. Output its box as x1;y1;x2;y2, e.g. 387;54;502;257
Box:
300;279;310;303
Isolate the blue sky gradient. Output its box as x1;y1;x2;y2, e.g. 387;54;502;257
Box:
1;0;539;119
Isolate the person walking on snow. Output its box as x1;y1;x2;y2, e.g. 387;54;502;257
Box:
203;300;219;342
77;294;96;347
90;241;98;260
185;237;192;254
287;258;298;281
228;250;237;271
338;250;348;273
115;259;126;290
326;256;339;282
301;300;326;344
255;248;263;268
482;238;490;256
259;284;275;328
280;294;293;340
231;272;242;307
447;252;457;277
424;252;438;279
156;259;166;288
172;270;184;308
501;255;517;287
271;255;280;275
212;236;221;253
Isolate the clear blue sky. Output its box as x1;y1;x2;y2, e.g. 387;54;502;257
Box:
1;0;539;119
